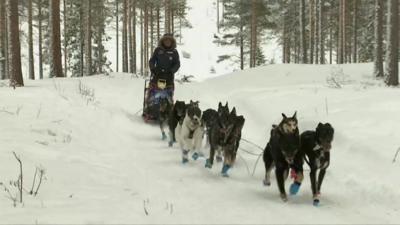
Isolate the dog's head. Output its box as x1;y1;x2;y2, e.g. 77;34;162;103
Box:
187;103;202;126
316;123;334;151
280;112;298;134
279;133;300;165
174;100;186;117
202;109;219;129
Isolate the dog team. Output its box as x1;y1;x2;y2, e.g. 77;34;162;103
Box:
156;98;334;206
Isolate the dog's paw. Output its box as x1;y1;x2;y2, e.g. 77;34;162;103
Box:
162;132;167;140
205;159;213;169
221;164;231;176
280;194;288;202
182;158;189;164
289;182;301;195
216;156;223;163
263;179;271;186
313;199;320;207
192;152;199;161
168;141;173;147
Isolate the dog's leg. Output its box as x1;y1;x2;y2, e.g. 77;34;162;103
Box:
317;168;327;195
191;128;204;161
263;145;274;186
309;166;320;206
168;129;174;147
160;120;167;140
206;145;216;169
276;165;288;202
221;148;233;177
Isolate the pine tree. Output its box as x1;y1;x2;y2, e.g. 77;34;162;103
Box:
122;0;128;72
299;0;307;63
50;0;64;77
374;0;384;78
85;0;92;76
385;0;398;86
0;0;6;80
7;0;24;86
28;0;35;79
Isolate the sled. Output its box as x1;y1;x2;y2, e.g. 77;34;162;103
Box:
142;78;174;123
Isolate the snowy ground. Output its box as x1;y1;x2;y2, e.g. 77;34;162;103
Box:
1;63;400;224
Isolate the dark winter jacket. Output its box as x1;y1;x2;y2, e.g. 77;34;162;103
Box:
149;35;180;86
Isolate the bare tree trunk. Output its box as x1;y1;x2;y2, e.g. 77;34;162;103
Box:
319;0;325;64
338;0;344;64
299;0;307;63
217;0;219;32
171;7;174;34
385;0;398;86
0;0;6;79
85;0;92;76
250;0;257;68
309;0;315;64
28;0;34;79
128;0;133;73
156;5;160;40
352;0;358;63
144;2;149;76
150;4;154;52
164;0;170;33
314;0;319;64
63;0;67;77
140;8;143;75
374;0;384;78
38;0;43;79
132;0;136;74
116;0;119;72
79;0;84;77
122;0;128;72
240;21;244;70
7;0;23;85
50;0;63;78
342;0;347;64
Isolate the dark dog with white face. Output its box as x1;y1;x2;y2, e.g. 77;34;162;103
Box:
299;123;334;206
168;100;187;147
263;112;302;202
175;101;204;164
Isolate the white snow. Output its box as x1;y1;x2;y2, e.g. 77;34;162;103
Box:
1;63;400;224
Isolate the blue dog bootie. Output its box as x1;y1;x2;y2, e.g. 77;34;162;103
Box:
313;198;320;207
289;182;301;195
221;164;231;177
192;152;199;161
205;159;213;168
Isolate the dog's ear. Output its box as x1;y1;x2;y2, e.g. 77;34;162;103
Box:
282;113;288;119
218;102;222;109
318;122;323;127
292;111;297;119
231;107;237;116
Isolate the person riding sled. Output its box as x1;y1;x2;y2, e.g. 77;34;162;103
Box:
148;33;180;98
143;34;180;121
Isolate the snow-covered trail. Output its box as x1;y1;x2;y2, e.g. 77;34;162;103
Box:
1;64;400;224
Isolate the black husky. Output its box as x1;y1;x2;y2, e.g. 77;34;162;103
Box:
300;123;334;206
205;103;244;177
159;97;173;140
168;100;187;147
263;112;302;202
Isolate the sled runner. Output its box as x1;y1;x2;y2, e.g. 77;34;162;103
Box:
142;79;174;123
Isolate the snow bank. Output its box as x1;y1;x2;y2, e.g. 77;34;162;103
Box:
1;63;400;224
